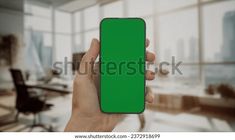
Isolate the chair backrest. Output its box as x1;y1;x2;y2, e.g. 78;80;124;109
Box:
72;52;86;73
9;69;29;109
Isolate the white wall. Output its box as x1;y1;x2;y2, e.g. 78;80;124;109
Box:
0;10;23;35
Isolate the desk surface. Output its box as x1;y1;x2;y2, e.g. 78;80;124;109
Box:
26;80;72;94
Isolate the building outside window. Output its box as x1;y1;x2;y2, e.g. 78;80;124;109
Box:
24;0;235;95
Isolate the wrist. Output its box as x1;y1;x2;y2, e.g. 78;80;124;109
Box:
65;113;115;132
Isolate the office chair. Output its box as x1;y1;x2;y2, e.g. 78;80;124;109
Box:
10;69;53;131
72;52;86;73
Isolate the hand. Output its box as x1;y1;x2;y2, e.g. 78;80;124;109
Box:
65;38;156;132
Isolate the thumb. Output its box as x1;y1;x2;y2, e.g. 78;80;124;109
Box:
79;39;100;77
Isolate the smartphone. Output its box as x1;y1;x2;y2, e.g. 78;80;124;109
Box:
100;18;146;113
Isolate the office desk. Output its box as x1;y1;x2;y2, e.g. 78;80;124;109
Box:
26;80;72;95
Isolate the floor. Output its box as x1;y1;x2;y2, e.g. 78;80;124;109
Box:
0;93;234;132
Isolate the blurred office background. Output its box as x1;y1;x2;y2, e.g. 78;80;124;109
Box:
0;0;235;132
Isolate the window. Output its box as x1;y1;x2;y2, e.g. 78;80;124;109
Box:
75;34;82;46
202;1;235;62
84;30;99;51
84;5;100;30
204;65;235;87
24;2;73;76
73;34;82;52
43;33;52;47
54;10;72;76
158;8;199;63
144;17;154;52
55;35;72;61
155;0;197;13
55;11;72;34
55;34;72;76
24;3;53;71
24;3;52;32
73;5;100;53
127;0;154;17
25;15;52;32
101;1;124;18
24;3;52;18
202;0;235;88
73;11;83;53
201;0;216;2
69;0;235;92
74;12;82;33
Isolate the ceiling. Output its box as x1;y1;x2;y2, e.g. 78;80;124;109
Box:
0;0;117;13
58;0;117;12
0;0;24;11
58;0;97;12
29;0;117;12
27;0;74;7
0;0;75;11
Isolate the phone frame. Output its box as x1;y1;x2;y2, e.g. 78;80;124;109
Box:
99;18;146;114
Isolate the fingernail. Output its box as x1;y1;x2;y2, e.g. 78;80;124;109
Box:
91;38;95;44
92;38;98;45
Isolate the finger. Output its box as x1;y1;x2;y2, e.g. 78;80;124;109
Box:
145;87;154;103
146;51;155;62
79;39;100;77
146;92;154;103
85;38;100;61
93;62;100;92
146;70;155;80
146;38;150;48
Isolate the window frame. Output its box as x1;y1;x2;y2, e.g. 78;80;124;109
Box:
71;0;233;86
24;0;234;87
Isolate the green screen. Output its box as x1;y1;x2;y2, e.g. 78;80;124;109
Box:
100;18;145;113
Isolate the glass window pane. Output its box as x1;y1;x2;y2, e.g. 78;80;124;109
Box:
75;34;82;46
25;16;52;32
148;65;201;94
24;3;52;18
101;1;123;18
74;12;82;33
155;0;197;13
84;30;99;51
127;0;154;17
204;65;235;88
84;5;99;30
55;11;72;33
43;33;52;47
201;0;216;2
55;35;72;62
202;1;235;62
158;9;199;63
73;34;82;53
144;18;154;52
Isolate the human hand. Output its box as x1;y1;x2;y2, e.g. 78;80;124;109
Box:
65;38;156;132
